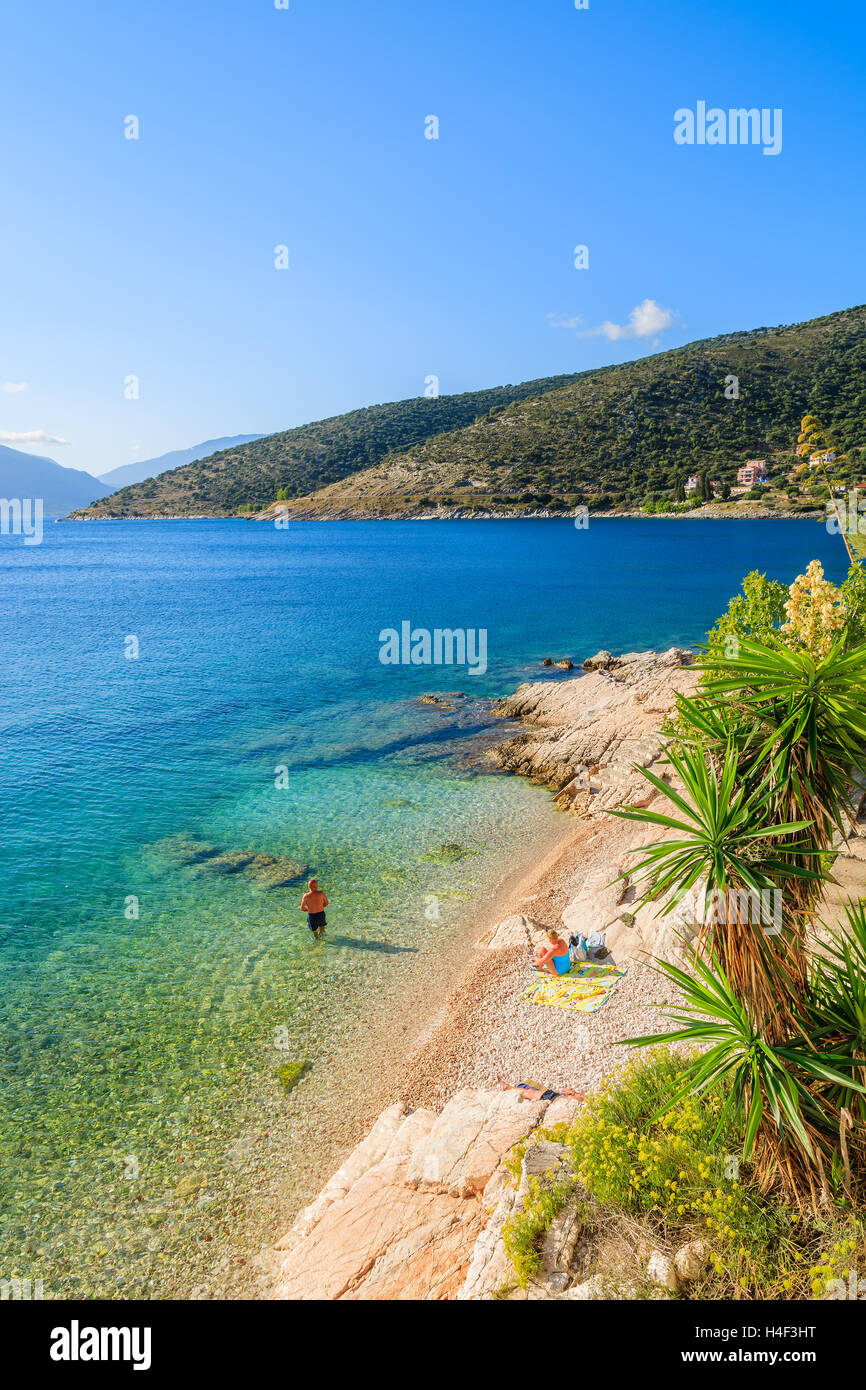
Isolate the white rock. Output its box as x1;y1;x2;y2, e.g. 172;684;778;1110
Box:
567;1275;607;1300
647;1250;680;1293
475;913;546;952
674;1238;709;1283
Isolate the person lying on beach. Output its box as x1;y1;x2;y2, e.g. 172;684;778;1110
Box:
300;879;328;940
498;1079;585;1103
531;928;571;976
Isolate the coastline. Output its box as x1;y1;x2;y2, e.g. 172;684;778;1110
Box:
65;507;826;523
259;648;705;1299
263;646;866;1300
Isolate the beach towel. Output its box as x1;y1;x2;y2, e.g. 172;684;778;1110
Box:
522;962;626;1013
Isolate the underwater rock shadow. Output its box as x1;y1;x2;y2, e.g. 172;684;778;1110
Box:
248;712;503;772
322;934;417;956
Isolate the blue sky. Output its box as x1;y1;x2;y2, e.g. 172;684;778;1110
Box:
1;0;864;476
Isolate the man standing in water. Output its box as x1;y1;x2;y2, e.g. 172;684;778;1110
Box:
300;878;328;940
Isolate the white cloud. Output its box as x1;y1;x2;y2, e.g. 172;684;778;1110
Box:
550;298;678;343
546;312;583;331
1;381;28;394
0;429;70;446
590;299;676;341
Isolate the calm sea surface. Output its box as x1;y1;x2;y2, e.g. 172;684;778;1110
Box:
0;518;848;1295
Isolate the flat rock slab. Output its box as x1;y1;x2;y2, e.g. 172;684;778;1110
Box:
474;913;547;952
150;835;308;888
272;1088;561;1300
406;1087;547;1197
273;1156;486;1300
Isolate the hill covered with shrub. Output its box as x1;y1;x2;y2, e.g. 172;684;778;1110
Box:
72;304;866;518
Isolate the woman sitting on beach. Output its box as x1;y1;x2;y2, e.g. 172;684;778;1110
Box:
532;927;572;976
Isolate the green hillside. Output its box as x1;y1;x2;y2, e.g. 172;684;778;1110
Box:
72;304;866;519
71;375;581;518
279;305;866;516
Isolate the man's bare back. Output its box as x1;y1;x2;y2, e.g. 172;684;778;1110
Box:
300;879;328;938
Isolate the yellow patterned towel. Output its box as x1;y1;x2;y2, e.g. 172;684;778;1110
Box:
521;963;626;1013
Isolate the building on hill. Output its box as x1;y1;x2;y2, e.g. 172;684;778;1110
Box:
809;451;837;468
685;475;701;493
737;460;769;486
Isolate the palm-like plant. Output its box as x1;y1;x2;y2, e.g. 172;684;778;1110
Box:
626;948;866;1207
611;632;866;1199
611;738;819;1041
810;901;866;1126
700;635;866;915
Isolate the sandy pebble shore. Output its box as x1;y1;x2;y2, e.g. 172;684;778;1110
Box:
208;807;579;1298
214;651;694;1296
395;820;682;1112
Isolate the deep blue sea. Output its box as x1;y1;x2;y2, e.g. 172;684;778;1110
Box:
0;517;848;1296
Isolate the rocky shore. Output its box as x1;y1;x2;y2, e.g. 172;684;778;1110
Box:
253;502;817;523
263;645;866;1299
262;644;866;1299
264;649;712;1298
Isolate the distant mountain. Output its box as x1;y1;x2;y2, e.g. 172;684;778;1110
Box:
0;445;111;516
98;435;264;489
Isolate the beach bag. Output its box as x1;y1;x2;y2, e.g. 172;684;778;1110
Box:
569;932;606;964
568;933;588;964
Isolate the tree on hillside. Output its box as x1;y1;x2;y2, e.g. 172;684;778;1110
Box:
797;413;841;465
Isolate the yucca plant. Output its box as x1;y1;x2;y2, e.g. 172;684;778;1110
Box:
699;635;866;927
611;631;866;1200
611;737;820;1042
626;948;866;1208
810;901;866;1130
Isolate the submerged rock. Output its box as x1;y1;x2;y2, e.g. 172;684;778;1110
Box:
150;835;308;889
275;1059;310;1093
174;1172;207;1200
200;850;258;875
151;836;222;866
421;842;477;865
246;854;309;889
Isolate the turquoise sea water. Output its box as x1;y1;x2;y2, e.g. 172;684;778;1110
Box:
0;517;848;1296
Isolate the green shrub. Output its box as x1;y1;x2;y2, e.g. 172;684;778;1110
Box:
502;1173;577;1288
502;1052;865;1298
